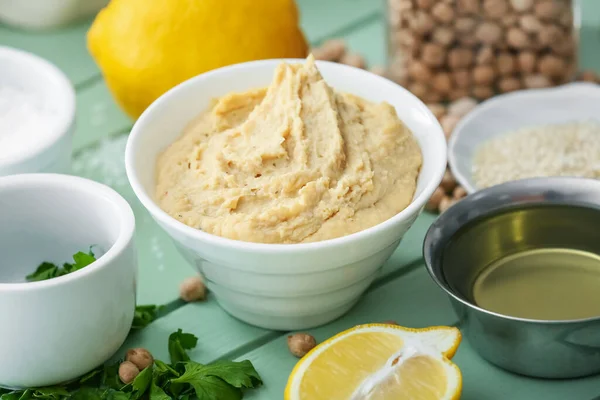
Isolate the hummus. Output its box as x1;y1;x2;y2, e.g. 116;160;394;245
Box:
156;57;422;244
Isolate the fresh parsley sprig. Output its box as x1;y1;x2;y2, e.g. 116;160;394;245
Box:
0;330;262;400
26;249;97;282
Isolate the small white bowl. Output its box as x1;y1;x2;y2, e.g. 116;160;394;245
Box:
0;0;109;30
126;59;447;330
0;46;75;177
448;82;600;194
0;174;136;388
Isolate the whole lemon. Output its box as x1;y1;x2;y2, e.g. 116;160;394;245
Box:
87;0;309;119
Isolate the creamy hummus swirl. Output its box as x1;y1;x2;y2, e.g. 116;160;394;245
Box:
156;57;422;244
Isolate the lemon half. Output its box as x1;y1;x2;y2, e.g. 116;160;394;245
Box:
285;324;462;400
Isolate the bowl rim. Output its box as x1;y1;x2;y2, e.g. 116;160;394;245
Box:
448;82;600;194
0;46;76;169
0;173;135;292
125;58;447;252
423;175;600;325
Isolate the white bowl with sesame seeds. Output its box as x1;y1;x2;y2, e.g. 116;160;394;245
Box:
448;82;600;194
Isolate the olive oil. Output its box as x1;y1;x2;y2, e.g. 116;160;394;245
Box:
473;248;600;320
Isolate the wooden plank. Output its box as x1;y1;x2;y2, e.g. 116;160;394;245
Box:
237;264;600;400
342;18;387;68
238;266;457;399
298;0;381;44
456;340;600;399
116;298;275;364
73;80;132;151
72;133;194;305
0;19;99;86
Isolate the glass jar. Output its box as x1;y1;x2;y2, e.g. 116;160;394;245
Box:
386;0;579;103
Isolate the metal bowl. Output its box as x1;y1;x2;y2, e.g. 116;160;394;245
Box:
423;177;600;379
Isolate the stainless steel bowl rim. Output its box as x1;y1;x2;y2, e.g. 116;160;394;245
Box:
423;176;600;325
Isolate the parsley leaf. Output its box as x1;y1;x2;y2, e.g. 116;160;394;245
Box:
177;374;242;400
168;329;198;364
26;249;97;282
168;360;262;400
0;329;262;400
131;305;163;330
25;262;60;282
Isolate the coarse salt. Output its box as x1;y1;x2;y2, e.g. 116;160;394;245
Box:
472;121;600;189
0;84;52;160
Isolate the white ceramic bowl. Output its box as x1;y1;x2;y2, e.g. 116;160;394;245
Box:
0;0;108;30
448;82;600;194
125;59;447;330
0;174;136;388
0;46;75;177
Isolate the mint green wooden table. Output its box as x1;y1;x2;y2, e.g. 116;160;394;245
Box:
3;1;600;398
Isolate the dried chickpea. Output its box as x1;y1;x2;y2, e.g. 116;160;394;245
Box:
180;276;206;302
453;186;468;200
537;25;563;48
506;28;530;50
523;74;552;89
431;2;454;24
502;14;518;28
455;17;477;34
579;70;600;83
538;54;566;78
421;43;446;67
448;88;470;101
475;22;503;45
452;69;471;88
448;48;473;70
369;65;387;77
497;53;516;76
551;35;576;57
439;196;458;214
288;333;317;358
126;348;154;370
472;85;495;99
119;361;140;384
426;186;446;211
534;0;561;21
458;35;478;47
517;52;537;74
410;11;435;35
340;53;366;69
483;0;508;20
408;60;433;82
519;14;543;34
432;27;456;47
432;72;453;94
441;170;458;193
311;39;346;62
416;0;433;9
510;0;534;12
458;0;480;14
408;82;429;99
476;46;494;65
498;77;521;93
422;90;443;103
441;115;461;139
448;97;478;118
427;103;447;120
472;65;496;85
559;11;574;28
